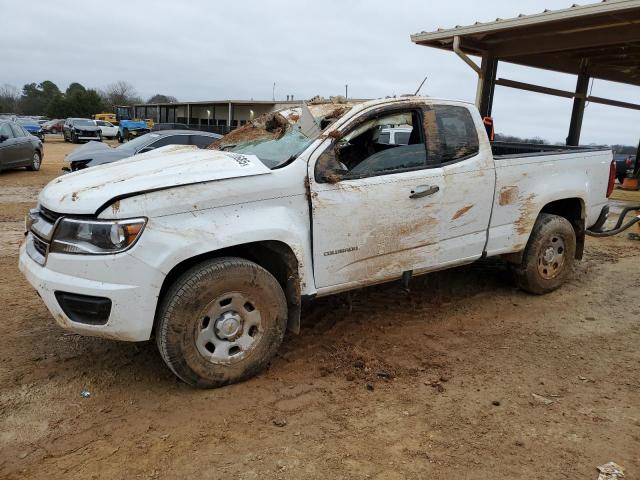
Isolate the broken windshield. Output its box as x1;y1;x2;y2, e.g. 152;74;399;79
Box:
210;102;353;169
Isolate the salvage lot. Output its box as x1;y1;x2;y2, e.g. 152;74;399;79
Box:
1;136;639;479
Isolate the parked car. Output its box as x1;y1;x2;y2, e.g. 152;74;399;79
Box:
0;120;43;172
16;118;45;142
152;123;190;131
377;126;413;145
20;97;614;388
613;153;636;183
63;118;102;143
94;120;119;139
42;119;64;134
64;130;221;170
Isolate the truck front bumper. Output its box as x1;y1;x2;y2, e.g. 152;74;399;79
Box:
18;239;161;341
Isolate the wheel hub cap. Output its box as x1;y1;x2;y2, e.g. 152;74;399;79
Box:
194;292;262;365
537;235;566;280
543;246;556;264
214;311;242;341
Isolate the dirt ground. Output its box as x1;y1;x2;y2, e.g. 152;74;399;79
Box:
1;136;639;479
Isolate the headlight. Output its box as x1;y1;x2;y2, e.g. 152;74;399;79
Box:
50;218;146;254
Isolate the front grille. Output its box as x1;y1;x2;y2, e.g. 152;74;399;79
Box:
39;205;61;223
32;235;48;257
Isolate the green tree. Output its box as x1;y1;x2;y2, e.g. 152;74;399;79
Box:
66;82;86;96
20;81;61;115
147;94;178;104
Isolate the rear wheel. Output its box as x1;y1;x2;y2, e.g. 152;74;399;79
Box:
156;257;288;388
26;151;41;171
513;213;576;294
51;127;58;134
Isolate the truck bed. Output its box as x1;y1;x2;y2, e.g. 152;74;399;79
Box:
486;145;612;258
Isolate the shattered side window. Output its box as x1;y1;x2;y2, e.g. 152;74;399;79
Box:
210;103;353;169
336;110;428;178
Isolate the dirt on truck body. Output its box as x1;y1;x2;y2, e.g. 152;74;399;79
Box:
1;136;639;479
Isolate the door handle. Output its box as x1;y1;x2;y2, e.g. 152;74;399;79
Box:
409;185;439;199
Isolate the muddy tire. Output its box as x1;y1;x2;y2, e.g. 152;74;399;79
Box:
156;257;288;388
513;213;576;295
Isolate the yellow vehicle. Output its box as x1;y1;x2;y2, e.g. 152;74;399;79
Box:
93;109;154;129
93;112;118;124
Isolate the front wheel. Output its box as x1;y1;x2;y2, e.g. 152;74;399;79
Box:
51;127;58;134
156;257;288;388
513;213;576;294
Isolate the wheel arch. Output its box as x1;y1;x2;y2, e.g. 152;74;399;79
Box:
154;240;302;337
539;197;585;259
503;196;585;264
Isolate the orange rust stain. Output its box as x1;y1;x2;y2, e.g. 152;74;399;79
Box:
499;186;518;206
111;200;121;214
452;204;473;220
514;193;537;235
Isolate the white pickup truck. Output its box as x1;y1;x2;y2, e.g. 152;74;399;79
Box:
19;96;615;387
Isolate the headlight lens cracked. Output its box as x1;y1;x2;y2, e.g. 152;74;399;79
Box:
50;218;146;254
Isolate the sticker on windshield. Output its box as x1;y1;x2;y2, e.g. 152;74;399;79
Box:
226;153;252;167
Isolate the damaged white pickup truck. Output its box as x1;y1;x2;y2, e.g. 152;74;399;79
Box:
19;96;616;387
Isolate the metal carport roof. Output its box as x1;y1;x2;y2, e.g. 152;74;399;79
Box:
411;0;640;86
410;0;640;155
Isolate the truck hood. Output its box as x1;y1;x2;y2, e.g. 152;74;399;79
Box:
39;145;272;215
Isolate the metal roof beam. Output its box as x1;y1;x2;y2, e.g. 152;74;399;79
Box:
495;78;640;110
492;24;640;58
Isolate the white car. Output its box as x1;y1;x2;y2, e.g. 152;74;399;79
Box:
94;120;118;139
20;96;614;388
377;126;413;145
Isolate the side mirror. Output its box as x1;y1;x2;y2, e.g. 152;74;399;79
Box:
0;135;7;143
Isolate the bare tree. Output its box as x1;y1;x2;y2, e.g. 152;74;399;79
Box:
103;81;142;108
0;84;20;113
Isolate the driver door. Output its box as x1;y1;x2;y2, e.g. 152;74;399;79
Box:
309;106;445;291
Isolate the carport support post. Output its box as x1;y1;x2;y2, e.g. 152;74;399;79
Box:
566;65;590;146
476;53;498;118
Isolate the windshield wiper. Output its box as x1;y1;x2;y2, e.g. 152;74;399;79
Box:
272;154;298;170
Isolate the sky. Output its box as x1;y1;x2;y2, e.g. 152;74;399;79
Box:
2;0;639;145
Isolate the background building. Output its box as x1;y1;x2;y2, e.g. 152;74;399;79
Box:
133;99;304;134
